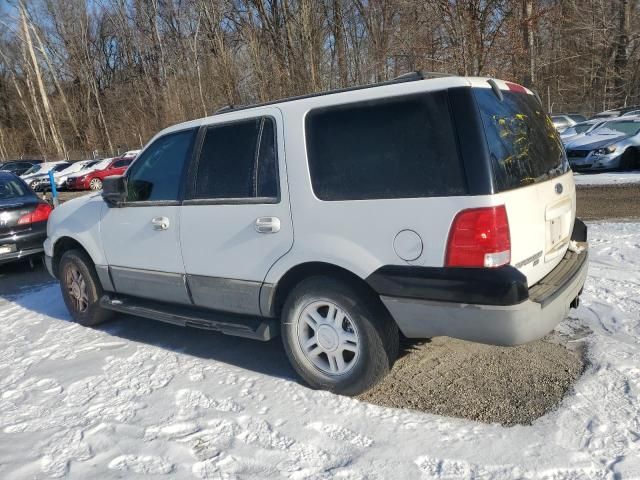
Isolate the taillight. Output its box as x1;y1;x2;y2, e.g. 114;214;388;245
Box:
445;206;511;268
18;203;52;225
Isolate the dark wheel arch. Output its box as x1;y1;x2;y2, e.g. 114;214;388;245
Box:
51;236;95;279
264;262;388;320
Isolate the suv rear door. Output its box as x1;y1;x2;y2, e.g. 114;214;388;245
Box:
100;128;197;304
179;109;293;316
473;84;574;286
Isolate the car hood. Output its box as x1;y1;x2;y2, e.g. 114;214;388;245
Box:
564;132;630;150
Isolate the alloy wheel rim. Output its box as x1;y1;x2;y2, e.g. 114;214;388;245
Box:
90;178;101;190
296;300;360;376
65;265;89;312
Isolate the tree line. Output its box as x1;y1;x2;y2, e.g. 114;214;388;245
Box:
0;0;638;160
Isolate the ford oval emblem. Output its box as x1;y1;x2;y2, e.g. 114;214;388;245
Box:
555;183;563;194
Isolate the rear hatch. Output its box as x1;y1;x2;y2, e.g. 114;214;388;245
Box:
473;83;574;287
0;197;40;239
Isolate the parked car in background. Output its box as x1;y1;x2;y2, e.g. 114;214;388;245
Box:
621;109;640;117
36;160;102;192
122;149;141;158
21;161;71;189
560;119;606;144
44;74;588;395
0;171;52;265
0;159;43;176
591;105;640;119
565;117;640;171
551;114;577;132
66;157;133;191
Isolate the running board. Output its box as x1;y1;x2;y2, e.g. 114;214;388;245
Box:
99;294;278;341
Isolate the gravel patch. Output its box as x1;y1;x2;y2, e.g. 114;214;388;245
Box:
359;331;586;426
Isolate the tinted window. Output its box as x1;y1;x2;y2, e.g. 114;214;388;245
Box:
306;92;465;200
194;117;279;200
53;163;70;172
112;159;131;169
0;176;29;199
474;89;569;192
126;129;196;202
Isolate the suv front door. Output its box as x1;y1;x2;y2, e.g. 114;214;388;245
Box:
100;128;197;304
180;110;293;316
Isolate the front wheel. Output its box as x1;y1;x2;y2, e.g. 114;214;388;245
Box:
59;250;112;326
89;178;103;190
281;276;398;396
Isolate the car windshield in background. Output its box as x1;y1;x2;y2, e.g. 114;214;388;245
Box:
573;123;596;134
474;88;568;192
0;177;29;199
596;120;640;137
23;165;41;175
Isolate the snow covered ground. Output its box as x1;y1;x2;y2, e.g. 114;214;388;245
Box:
1;222;639;479
573;170;640;186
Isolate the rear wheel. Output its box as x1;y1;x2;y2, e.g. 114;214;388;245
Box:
59;250;112;326
89;178;103;190
281;276;399;396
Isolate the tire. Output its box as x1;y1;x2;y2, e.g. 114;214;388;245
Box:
619;149;638;171
89;178;102;190
59;249;112;327
281;276;399;396
29;180;39;189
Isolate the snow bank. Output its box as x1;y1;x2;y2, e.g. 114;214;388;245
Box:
1;222;639;479
573;170;640;186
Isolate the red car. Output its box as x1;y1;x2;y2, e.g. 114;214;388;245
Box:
66;157;133;191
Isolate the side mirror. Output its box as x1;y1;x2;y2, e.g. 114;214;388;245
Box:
102;175;127;207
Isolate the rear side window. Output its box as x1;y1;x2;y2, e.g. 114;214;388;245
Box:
193;117;278;200
306;92;465;201
126;129;196;202
474;88;568;192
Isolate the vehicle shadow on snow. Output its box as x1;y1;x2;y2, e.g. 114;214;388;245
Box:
3;272;297;381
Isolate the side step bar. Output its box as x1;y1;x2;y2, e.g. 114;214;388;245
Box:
99;294;278;341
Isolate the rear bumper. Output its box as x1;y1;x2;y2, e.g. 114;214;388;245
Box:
0;223;47;265
381;248;587;345
372;219;589;346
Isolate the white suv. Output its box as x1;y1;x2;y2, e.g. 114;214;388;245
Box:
44;74;589;395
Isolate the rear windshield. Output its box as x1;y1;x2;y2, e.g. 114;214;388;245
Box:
306;91;466;201
0;177;29;199
474;88;568;192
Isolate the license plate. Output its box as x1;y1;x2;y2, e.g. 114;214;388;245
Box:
549;219;563;246
0;244;16;255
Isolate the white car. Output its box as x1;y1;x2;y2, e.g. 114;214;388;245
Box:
44;74;589;395
20;161;71;189
122;149;140;158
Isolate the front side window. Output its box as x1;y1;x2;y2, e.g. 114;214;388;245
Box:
126;129;196;202
193;117;279;200
306;92;466;200
112;159;131;169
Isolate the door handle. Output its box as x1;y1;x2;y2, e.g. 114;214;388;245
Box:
255;217;280;234
151;216;170;230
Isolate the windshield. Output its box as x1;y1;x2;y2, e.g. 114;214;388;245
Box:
474;88;568;192
0;177;29;199
596;120;640;136
23;164;41;175
83;161;99;170
94;158;112;170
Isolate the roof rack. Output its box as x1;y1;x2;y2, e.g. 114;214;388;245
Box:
212;70;454;116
